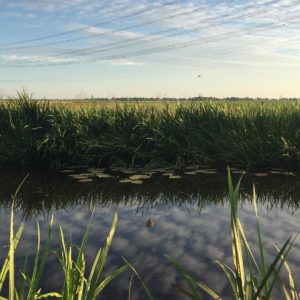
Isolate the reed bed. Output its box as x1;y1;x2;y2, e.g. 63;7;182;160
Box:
1;92;300;170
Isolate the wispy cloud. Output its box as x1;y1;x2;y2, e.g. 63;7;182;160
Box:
0;11;36;18
110;59;145;66
1;54;78;64
1;0;300;97
78;25;143;40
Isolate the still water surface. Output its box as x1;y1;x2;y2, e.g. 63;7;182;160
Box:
0;170;299;299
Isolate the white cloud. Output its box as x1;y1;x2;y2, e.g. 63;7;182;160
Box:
1;54;78;64
110;59;145;66
1;0;300;97
79;25;143;40
0;11;36;18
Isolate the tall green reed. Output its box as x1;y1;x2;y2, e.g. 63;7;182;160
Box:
166;169;298;300
57;211;128;300
2;92;300;169
0;177;127;299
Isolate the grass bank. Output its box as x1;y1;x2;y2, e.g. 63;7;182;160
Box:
1;93;300;170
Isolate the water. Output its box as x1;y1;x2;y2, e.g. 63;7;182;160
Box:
0;170;299;299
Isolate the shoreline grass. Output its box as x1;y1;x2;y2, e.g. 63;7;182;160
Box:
166;170;299;299
1;92;300;170
1;191;128;299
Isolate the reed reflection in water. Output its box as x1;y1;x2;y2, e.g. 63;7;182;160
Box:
0;170;299;299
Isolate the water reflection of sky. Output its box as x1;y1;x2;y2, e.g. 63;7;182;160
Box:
0;171;299;299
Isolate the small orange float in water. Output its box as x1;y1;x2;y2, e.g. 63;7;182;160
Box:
146;218;154;228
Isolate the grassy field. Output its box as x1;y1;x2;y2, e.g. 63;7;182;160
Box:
1;93;300;170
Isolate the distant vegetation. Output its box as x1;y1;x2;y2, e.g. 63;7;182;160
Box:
2;95;300;102
1;92;300;170
81;96;299;102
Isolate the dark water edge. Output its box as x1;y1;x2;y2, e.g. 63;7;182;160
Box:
0;170;299;299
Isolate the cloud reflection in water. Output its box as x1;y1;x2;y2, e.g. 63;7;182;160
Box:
0;171;299;299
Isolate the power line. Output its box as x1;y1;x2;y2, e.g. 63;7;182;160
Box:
1;0;291;66
0;0;283;51
2;14;298;69
7;21;300;84
50;0;295;60
0;7;191;51
0;1;178;48
3;39;297;83
1;1;298;68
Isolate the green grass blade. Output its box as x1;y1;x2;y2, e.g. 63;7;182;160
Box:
86;248;102;288
12;174;29;203
72;258;86;299
128;275;134;300
253;236;292;299
35;293;61;299
214;260;238;299
265;236;298;300
253;184;269;296
280;279;292;300
238;221;259;299
0;225;24;291
237;219;260;297
20;256;29;300
165;255;202;300
73;225;90;292
227;168;245;299
237;219;261;274
9;201;15;300
27;216;54;300
273;242;298;300
95;263;129;296
58;225;72;299
86;211;117;298
166;254;222;300
8;175;29;300
272;264;293;300
122;257;154;300
194;282;221;300
172;284;199;300
26;223;41;300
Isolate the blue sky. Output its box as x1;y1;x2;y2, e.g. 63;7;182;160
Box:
0;0;300;99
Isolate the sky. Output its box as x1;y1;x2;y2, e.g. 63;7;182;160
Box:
0;0;300;99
